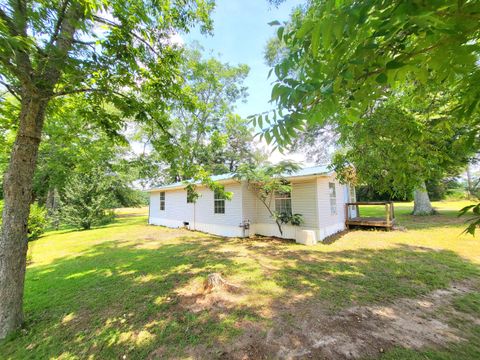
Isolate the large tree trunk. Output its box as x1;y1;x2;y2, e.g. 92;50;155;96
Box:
413;181;434;215
0;94;48;339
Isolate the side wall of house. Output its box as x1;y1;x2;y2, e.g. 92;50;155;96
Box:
253;179;321;240
149;182;244;237
149;188;193;228
316;175;347;239
193;182;244;237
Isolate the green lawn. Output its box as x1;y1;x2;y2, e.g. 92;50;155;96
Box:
1;202;479;359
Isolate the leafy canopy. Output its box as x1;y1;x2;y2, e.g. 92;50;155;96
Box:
263;0;480;146
139;47;265;184
332;85;478;197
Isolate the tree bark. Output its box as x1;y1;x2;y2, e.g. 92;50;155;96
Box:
0;94;48;339
413;181;434;215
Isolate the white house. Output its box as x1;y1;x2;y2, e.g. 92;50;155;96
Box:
147;165;356;245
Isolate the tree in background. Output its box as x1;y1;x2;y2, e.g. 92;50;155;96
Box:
0;0;212;339
140;48;266;184
62;170;116;230
0;201;47;241
332;96;476;214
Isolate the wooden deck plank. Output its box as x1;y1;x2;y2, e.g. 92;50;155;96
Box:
346;216;395;228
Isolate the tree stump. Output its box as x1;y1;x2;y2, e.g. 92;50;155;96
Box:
203;273;240;293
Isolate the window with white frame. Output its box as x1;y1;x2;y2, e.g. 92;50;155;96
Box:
275;191;292;215
159;191;165;211
329;182;337;215
214;189;225;214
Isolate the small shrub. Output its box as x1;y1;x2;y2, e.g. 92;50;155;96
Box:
0;201;48;240
274;211;305;226
28;203;48;240
289;213;304;226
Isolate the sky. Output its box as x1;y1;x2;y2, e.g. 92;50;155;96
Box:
183;0;311;165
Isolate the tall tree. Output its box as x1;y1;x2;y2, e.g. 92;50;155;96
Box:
141;48;265;183
0;0;212;338
332;91;476;214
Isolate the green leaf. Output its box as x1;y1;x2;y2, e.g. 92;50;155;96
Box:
375;73;388;84
268;20;281;26
386;60;405;69
311;24;322;57
265;131;272;144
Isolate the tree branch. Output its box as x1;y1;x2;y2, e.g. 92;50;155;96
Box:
47;0;70;48
0;80;21;101
52;87;133;101
92;15;160;56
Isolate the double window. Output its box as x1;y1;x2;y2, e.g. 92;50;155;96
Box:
275;191;292;215
159;191;165;211
214;189;225;214
329;182;337;215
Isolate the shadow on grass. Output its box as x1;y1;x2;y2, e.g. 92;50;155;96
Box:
2;238;479;359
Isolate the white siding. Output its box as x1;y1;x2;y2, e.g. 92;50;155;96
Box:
149;189;191;228
253;179;320;240
241;183;257;222
149;182;244;237
316;176;347;239
149;175;348;243
291;180;319;229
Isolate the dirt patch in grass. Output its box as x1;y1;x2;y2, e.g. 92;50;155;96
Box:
265;281;477;360
176;280;479;359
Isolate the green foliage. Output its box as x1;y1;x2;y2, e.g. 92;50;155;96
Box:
27;203;48;240
459;203;480;235
61;171;116;230
264;0;480;146
140;47;265;185
332;90;476;198
289;213;304;227
274;211;304;227
0;201;47;240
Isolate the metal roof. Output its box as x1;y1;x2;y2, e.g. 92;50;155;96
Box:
147;164;332;192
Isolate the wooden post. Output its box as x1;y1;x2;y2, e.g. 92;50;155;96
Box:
385;204;390;228
345;204;349;229
356;204;360;217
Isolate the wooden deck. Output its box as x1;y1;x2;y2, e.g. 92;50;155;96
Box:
346;216;395;228
345;202;395;230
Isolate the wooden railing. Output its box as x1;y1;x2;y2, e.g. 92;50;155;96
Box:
345;201;395;229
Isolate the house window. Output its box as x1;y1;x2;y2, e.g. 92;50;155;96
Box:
159;191;165;211
214;189;225;214
275;191;292;215
329;182;337;215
